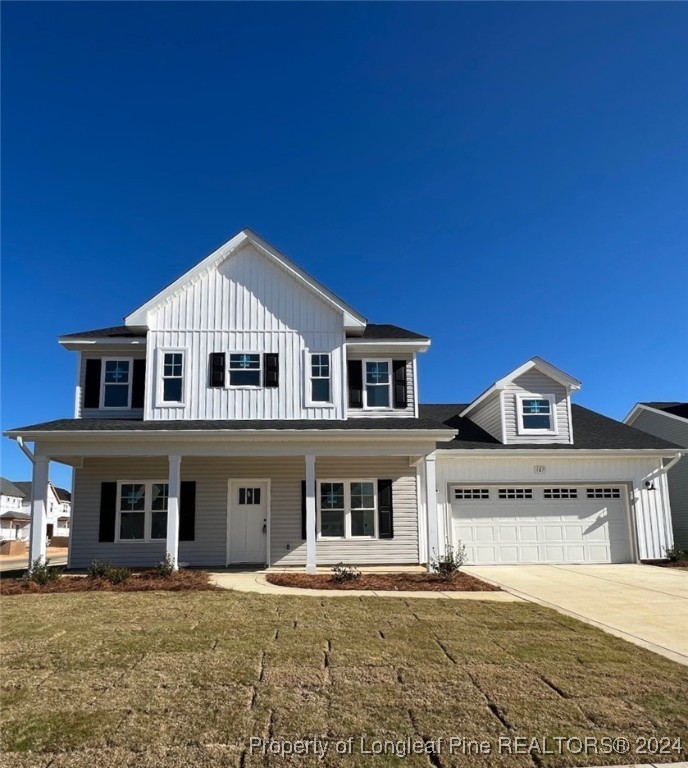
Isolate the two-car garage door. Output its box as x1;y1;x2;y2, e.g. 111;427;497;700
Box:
451;485;634;564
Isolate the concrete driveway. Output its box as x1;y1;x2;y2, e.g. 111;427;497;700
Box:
465;564;688;666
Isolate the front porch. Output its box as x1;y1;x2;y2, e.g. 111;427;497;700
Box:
23;446;443;573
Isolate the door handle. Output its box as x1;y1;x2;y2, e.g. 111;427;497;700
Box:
262;519;267;534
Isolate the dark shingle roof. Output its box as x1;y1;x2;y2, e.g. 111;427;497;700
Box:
348;324;429;341
6;417;451;433
53;487;72;502
0;510;31;521
12;482;33;497
0;478;26;498
640;402;688;419
419;403;683;451
60;325;146;339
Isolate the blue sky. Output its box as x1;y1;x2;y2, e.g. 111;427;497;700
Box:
2;2;687;489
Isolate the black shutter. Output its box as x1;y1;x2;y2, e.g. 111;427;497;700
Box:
347;360;363;409
264;353;279;388
378;479;394;539
301;480;307;539
84;359;102;409
179;481;196;541
98;482;117;542
393;360;408;409
209;353;225;387
131;359;146;409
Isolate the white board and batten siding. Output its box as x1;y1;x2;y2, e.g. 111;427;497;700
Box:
434;454;674;561
628;408;688;548
70;456;419;569
144;242;347;421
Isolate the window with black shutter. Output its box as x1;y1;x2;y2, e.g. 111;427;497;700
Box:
264;353;279;388
392;360;408;409
347;360;363;409
209;353;225;387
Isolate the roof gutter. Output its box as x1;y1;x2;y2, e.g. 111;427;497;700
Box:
435;448;684;458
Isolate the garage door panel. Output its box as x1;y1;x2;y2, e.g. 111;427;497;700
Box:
451;485;632;565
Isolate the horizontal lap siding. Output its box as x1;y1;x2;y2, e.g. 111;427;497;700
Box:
503;371;571;444
71;456;419;568
345;353;415;418
469;393;503;441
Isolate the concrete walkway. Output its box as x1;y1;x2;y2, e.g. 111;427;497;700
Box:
208;570;521;601
465;564;688;666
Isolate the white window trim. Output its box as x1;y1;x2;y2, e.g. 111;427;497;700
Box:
516;393;558;435
228;351;263;389
115;480;169;543
157;348;187;407
100;357;133;410
362;359;393;411
304;350;335;408
317;479;378;540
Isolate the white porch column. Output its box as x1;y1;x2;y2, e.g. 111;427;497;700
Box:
424;453;439;573
166;455;182;570
305;453;317;574
28;456;50;568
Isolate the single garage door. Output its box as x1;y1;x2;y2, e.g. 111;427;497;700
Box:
451;485;633;564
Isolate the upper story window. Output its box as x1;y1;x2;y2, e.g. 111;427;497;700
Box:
229;353;261;387
364;360;391;409
310;353;332;404
518;395;556;434
102;359;131;408
161;352;184;404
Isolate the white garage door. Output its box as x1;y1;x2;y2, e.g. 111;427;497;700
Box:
451;485;633;565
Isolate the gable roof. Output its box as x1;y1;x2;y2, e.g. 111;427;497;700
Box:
53;487;72;502
640;402;688;420
421;403;683;451
0;477;26;498
11;482;64;503
124;228;367;331
460;356;582;417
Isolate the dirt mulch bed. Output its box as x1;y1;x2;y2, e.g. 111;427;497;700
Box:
643;558;688;569
0;569;219;595
266;570;500;591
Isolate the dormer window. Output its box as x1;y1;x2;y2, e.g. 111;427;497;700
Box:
102;359;131;408
518;395;556;434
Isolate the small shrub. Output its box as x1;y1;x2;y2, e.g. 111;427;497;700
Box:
24;558;62;585
331;562;361;583
105;567;132;585
153;553;176;578
430;541;467;580
87;559;113;579
665;545;688;562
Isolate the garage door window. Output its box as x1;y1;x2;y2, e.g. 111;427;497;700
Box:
454;488;490;500
498;488;533;500
587;488;621;499
544;488;578;499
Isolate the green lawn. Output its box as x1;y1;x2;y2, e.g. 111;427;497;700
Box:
1;591;687;767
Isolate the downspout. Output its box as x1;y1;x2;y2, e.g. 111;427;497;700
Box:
656;452;684;554
16;436;35;463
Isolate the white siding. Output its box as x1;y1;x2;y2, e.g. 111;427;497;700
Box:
435;454;673;561
70;456;419;569
345;353;415;418
144;242;347;420
78;351;146;420
503;371;572;444
629;409;688;548
468;392;503;441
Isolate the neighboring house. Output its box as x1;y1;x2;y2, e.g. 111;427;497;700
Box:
13;482;71;541
624;403;688;549
0;477;30;541
4;229;682;570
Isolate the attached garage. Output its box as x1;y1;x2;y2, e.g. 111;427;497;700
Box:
451;485;634;564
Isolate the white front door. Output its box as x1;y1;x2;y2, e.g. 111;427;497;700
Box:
228;481;268;564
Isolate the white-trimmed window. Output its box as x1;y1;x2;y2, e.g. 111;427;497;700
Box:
116;481;168;541
364;360;391;409
102;359;132;409
229;353;261;387
517;394;556;434
318;480;377;539
310;353;332;404
161;351;185;404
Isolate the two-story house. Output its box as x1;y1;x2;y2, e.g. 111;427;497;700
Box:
0;478;30;541
5;229;682;570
